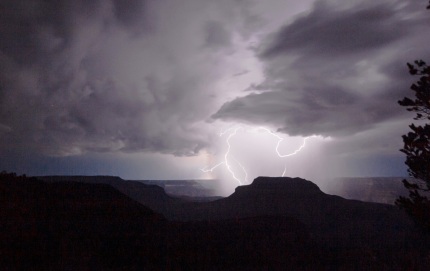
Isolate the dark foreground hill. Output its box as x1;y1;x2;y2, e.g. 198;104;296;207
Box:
0;173;167;270
2;173;429;270
0;173;315;270
172;177;429;257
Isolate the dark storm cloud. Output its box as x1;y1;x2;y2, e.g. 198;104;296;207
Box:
0;0;149;64
213;0;430;137
262;2;408;58
0;0;252;157
203;21;231;49
213;85;396;136
113;0;147;26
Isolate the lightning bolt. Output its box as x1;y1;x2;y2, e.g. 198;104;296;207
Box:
201;125;314;185
257;127;310;157
200;127;246;185
256;127;314;177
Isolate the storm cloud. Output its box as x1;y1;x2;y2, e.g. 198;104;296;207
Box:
212;0;430;137
1;0;428;181
0;0;255;156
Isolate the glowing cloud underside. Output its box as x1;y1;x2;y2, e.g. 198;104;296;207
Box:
200;126;316;185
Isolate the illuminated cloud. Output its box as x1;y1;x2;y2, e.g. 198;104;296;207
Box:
213;0;430;138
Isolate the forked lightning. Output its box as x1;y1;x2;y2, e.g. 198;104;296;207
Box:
201;126;314;185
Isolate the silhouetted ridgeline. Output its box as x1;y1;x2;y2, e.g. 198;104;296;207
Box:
1;172;429;270
171;177;428;252
0;172;167;269
39;175;183;215
0;173;314;269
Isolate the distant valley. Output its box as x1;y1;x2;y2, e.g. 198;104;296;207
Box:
323;177;411;205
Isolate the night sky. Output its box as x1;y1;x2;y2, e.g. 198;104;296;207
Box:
1;0;429;193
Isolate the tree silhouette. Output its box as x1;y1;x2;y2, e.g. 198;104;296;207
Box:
395;60;430;232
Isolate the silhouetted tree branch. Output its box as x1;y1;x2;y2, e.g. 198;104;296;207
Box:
396;61;430;232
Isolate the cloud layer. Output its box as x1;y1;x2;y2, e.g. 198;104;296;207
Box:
1;0;428;182
213;0;430;137
0;0;256;156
